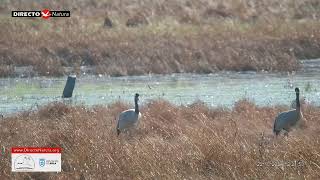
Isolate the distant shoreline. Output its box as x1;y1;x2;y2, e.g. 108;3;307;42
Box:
1;0;320;77
1;21;319;77
2;58;320;78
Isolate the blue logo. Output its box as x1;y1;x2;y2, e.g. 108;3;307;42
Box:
39;159;45;167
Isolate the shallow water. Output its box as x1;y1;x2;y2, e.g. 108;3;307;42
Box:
0;59;320;115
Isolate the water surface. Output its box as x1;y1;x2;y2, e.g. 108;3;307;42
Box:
1;59;319;115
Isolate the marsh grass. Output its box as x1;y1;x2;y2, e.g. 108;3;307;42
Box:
0;100;319;179
1;0;320;77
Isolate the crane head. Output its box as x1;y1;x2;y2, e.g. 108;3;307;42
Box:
135;93;140;101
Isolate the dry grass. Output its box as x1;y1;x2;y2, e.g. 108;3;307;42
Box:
0;0;320;77
0;100;319;179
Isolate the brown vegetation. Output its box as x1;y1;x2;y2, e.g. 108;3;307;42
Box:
0;100;319;179
0;0;320;77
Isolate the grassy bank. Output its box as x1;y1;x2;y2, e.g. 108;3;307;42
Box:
0;100;319;179
1;0;320;77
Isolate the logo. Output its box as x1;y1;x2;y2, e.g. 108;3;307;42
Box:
41;9;51;19
14;155;35;170
12;147;61;172
39;158;45;167
12;9;70;19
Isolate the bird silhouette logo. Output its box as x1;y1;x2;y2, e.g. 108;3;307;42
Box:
41;9;51;19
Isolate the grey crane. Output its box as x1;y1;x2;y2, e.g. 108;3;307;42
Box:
116;93;141;136
273;88;303;136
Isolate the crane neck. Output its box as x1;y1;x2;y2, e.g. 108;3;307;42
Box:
135;99;139;114
296;92;300;110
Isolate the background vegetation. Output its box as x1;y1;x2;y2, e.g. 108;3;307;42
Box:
0;0;320;77
0;100;318;179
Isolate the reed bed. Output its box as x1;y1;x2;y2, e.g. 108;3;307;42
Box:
0;100;319;179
